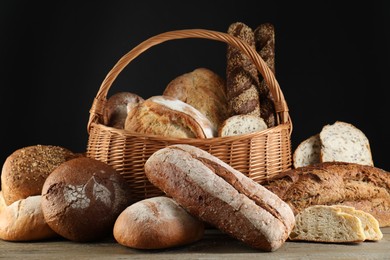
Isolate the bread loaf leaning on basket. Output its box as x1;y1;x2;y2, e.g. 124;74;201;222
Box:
86;29;292;202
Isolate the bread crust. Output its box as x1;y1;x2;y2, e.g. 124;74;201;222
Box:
163;68;228;131
113;196;204;249
264;162;390;227
124;95;215;138
226;22;260;116
0;195;57;241
1;145;78;205
144;144;295;251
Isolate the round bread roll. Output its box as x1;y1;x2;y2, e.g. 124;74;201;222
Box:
0;194;57;241
1;145;78;205
103;91;144;129
163;68;229;131
114;196;204;249
41;157;133;242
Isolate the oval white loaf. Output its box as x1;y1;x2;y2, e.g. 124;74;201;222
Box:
144;144;295;251
113;196;204;249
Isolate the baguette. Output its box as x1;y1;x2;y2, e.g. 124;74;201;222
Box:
144;144;295;251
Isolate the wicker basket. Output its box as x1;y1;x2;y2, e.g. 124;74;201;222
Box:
86;29;292;202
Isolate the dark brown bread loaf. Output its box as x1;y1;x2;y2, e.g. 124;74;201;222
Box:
144;144;295;252
254;23;277;127
41;157;133;242
226;22;261;117
1;145;78;205
263;162;390;227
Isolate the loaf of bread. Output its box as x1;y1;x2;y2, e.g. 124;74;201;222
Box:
218;114;267;137
254;23;277;127
1;145;78;205
163;68;229;131
125;95;215;138
103;91;144;129
320;121;374;166
292;134;321;168
41;157;133;242
289;205;366;243
0;195;57;241
263;162;390;227
226;22;261;117
144;144;295;251
114;196;204;249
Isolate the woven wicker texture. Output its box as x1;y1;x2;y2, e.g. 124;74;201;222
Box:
86;29;292;201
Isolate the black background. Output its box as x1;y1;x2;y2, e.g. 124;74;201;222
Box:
1;1;389;173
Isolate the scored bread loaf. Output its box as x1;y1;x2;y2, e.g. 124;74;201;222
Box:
163;68;229;131
113;196;204;249
292;134;321;168
125;95;215;138
103;91;144;129
289;205;366;243
263;162;390;227
320;121;374;166
0;195;57;241
226;22;260;117
218;114;267;137
144;144;295;252
333;205;383;241
254;23;277;127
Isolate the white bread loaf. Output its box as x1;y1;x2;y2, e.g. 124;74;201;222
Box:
0;195;57;241
292;134;321;168
320;121;373;166
289;205;366;243
218;114;267;137
144;144;295;251
125;95;215;138
113;196;204;249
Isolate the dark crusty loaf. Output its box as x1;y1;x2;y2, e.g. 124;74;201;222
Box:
226;22;261;117
41;157;133;242
263;162;390;227
254;23;277;127
1;145;78;205
144;144;295;251
113;196;204;249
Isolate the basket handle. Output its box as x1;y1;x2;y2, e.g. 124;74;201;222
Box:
88;29;290;132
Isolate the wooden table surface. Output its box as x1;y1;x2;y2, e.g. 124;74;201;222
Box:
1;227;389;260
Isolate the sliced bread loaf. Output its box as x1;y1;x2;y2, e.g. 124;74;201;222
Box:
289;205;366;243
218;115;268;137
292;134;321;168
320;121;373;166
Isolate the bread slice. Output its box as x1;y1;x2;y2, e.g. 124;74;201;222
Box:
333;205;383;241
292;134;321;168
289;205;366;243
218;115;268;137
320;121;373;166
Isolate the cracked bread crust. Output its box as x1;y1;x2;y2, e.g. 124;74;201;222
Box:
144;144;295;251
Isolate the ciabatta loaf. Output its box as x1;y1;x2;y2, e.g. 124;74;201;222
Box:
125;95;215;138
144;144;295;251
289;205;366;243
264;162;390;227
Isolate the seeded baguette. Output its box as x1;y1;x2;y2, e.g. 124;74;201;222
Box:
144;144;295;251
226;22;261;116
